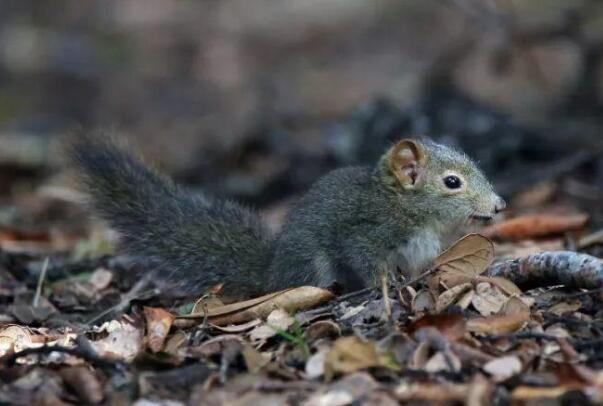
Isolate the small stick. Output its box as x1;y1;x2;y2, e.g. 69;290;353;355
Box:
86;273;152;326
381;273;392;321
3;344;122;370
33;257;50;308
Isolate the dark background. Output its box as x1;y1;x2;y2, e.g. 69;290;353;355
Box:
0;0;602;225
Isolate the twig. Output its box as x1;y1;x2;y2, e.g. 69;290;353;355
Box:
86;273;152;326
33;257;50;308
3;344;123;371
381;273;392;321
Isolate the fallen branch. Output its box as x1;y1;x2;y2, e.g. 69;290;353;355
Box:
487;251;603;290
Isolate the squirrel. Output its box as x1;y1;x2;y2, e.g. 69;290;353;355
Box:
69;134;505;299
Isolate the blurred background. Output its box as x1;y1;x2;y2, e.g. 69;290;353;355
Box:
0;0;602;246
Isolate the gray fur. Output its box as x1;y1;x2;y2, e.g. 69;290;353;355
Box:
70;135;502;299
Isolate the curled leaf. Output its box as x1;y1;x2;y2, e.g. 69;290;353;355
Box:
432;234;494;288
144;307;174;353
436;283;472;313
178;286;334;326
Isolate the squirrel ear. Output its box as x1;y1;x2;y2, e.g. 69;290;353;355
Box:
387;139;427;189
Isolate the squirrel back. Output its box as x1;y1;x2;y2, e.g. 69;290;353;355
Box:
70;135;504;299
70;134;273;298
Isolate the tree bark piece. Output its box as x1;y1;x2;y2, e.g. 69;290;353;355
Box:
487;251;603;290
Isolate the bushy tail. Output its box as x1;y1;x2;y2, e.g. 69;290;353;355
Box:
69;134;273;298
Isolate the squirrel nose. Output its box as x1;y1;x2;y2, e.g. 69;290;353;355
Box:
494;196;507;214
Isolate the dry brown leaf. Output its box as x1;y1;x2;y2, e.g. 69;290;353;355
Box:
500;296;531;316
164;330;188;358
305;320;341;342
408;314;467;341
249;308;295;344
0;325;34;355
436;283;472;313
192;296;226;314
476;276;522;296
242;344;271;373
432;234;494;288
471;282;508;316
467;312;530;336
395;382;469;402
511;386;571;402
179;286;334;326
456;290;475;309
59;366;104;404
324;336;386;381
483;213;588;241
412;289;436;313
143;307;174;353
548;299;582;316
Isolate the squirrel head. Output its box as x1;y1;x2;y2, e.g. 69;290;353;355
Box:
378;138;505;226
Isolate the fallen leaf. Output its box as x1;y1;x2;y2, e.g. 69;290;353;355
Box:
324;336;386;380
412;289;436;313
466;374;492;406
59;366;104;404
395;382;469;402
179;286;334;326
0;325;34;355
483;213;588;241
192;334;244;358
436;283;472;313
456;289;475;309
483;355;522;382
424;351;461;373
305;347;328;379
500;296;531;316
548;300;582;316
191;296;226;314
432;234;494;288
305;373;380;406
467;312;529;336
511;386;570;402
242;344;271;373
305;320;341;342
409;341;431;369
249;308;295;344
476;276;522;296
143;307;174;353
471;282;507;316
408;314;467;341
91;320;142;361
164;330;188;358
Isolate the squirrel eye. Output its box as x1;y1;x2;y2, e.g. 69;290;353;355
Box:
443;175;462;189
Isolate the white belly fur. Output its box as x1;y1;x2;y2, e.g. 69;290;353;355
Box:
396;228;442;277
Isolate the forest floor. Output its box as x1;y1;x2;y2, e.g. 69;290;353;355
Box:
1;163;603;405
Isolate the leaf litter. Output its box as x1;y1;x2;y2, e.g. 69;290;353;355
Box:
3;201;603;403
